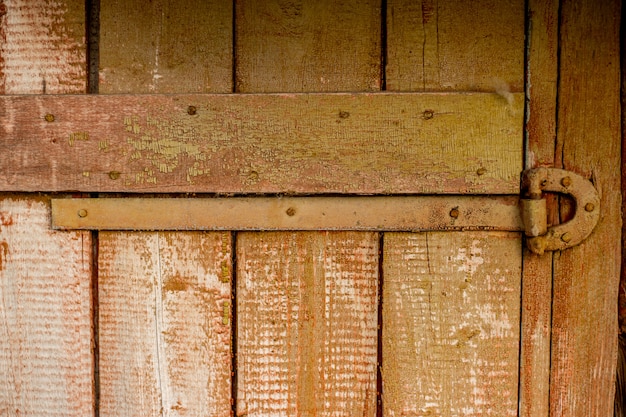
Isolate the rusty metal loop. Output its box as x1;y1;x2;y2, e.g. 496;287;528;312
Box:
521;168;600;255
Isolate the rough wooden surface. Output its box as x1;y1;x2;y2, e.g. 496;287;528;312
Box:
236;232;378;416
0;196;93;417
519;1;559;415
621;0;626;336
0;1;93;416
97;2;234;415
0;0;86;94
235;3;380;416
386;0;524;92
0;92;523;194
98;232;232;416
51;196;524;232
382;231;521;416
99;0;232;94
383;2;524;415
549;1;622;416
235;0;380;93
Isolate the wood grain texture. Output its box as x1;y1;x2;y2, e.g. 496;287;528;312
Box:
519;1;559;416
97;2;234;415
550;1;622;416
0;92;523;194
383;3;525;416
98;232;232;417
235;0;380;93
0;1;92;415
99;0;232;94
386;0;524;92
382;231;521;417
236;232;378;416
0;196;93;416
0;0;86;94
235;4;380;416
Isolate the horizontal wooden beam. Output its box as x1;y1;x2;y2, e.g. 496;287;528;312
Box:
1;92;523;194
51;196;523;231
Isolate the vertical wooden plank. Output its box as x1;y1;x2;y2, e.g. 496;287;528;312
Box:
99;0;232;93
386;0;525;92
0;1;92;416
0;0;86;94
235;1;381;415
98;232;232;416
235;0;381;93
382;232;521;416
550;1;621;416
97;1;233;415
237;232;379;416
384;2;525;415
519;1;559;416
0;197;92;416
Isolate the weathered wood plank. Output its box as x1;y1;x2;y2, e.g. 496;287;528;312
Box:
51;196;524;231
236;232;378;416
98;232;232;416
383;2;525;416
519;0;559;415
97;2;234;416
382;231;521;416
0;0;86;95
0;196;93;417
550;1;622;415
99;0;232;94
235;3;380;416
0;1;93;416
386;0;524;92
235;0;380;93
0;92;523;194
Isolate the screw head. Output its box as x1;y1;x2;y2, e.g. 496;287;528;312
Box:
449;208;460;219
187;105;197;115
476;167;487;176
561;176;572;187
44;113;55;122
423;109;435;120
286;207;296;216
585;203;595;212
77;209;88;218
561;232;572;243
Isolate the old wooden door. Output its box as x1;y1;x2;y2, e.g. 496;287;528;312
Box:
0;1;620;417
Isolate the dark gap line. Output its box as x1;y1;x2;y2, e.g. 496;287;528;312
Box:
517;1;531;415
380;0;388;91
613;0;626;410
230;231;238;416
86;0;100;413
548;2;564;414
91;228;100;417
232;0;238;93
376;232;384;417
522;0;531;171
86;0;100;94
554;0;563;170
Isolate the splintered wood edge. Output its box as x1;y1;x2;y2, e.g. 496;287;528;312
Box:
51;196;523;231
1;92;523;194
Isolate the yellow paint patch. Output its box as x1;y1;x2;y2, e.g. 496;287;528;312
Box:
123;114;210;185
69;131;89;146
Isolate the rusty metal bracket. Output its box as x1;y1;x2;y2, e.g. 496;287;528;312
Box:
520;168;600;255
